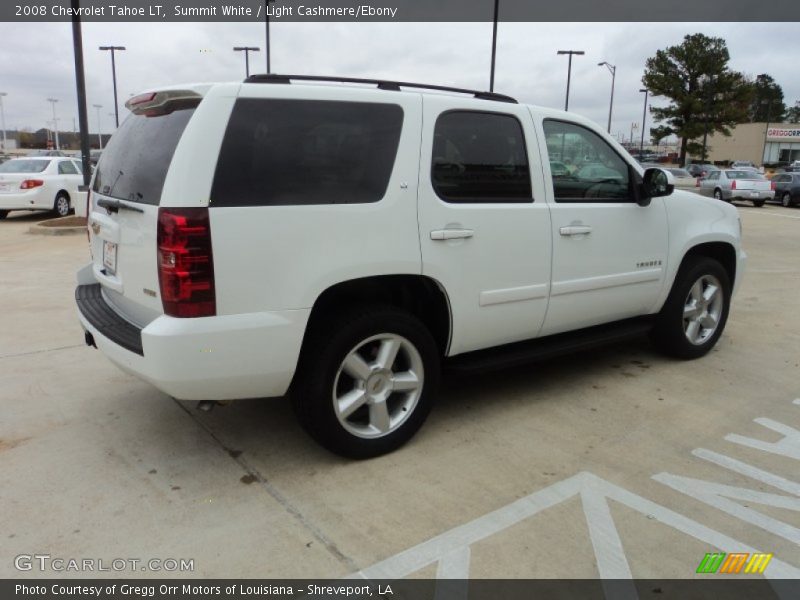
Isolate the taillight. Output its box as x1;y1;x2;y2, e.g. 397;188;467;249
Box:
731;180;737;190
20;179;44;189
157;207;216;318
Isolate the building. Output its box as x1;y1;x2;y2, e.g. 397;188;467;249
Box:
689;122;800;166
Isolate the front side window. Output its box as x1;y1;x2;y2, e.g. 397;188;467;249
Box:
431;111;532;203
543;120;632;202
211;99;403;206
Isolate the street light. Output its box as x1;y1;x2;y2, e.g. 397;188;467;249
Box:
233;46;260;78
47;98;60;151
92;104;103;149
598;62;616;133
639;88;649;158
0;92;7;152
761;98;781;166
99;45;126;127
557;50;584;111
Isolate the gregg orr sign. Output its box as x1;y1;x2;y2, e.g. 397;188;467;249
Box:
767;128;800;140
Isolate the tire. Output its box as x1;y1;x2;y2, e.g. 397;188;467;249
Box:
292;306;440;459
651;257;731;360
0;210;8;220
753;200;765;208
783;193;793;208
713;189;724;201
53;192;70;217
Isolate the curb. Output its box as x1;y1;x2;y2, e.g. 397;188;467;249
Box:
28;218;87;236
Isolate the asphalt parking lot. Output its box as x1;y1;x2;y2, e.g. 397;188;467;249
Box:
1;204;798;580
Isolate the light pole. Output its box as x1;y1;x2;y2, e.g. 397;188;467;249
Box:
233;46;260;78
761;99;780;166
47;98;60;151
557;50;584;111
489;0;499;92
639;88;649;158
0;92;7;151
99;45;125;127
93;104;103;149
264;0;274;73
598;62;616;133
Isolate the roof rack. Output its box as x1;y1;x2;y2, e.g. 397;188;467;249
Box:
243;74;518;104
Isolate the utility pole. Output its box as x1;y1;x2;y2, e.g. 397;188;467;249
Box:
73;0;92;185
47;98;60;150
93;104;103;149
639;88;649;158
0;93;7;151
264;0;274;73
233;46;260;78
99;45;125;127
489;0;499;92
557;50;584;111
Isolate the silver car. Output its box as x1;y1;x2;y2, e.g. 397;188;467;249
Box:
698;169;774;207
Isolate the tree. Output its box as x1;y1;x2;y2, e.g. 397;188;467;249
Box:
642;33;754;164
748;74;786;122
787;101;800;124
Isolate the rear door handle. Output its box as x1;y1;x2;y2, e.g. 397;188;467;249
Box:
559;225;592;236
430;229;474;240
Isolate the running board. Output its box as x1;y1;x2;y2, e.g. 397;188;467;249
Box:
444;317;654;374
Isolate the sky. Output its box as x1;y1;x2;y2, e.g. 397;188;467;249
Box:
0;21;798;143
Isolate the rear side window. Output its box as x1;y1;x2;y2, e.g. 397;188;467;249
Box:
431;111;532;203
210;99;404;206
58;160;78;175
92;108;195;205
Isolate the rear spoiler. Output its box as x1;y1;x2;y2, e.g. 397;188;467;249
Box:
125;90;202;117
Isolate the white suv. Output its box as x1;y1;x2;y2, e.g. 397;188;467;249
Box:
76;75;745;458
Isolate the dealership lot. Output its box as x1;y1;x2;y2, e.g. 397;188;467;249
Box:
0;206;798;579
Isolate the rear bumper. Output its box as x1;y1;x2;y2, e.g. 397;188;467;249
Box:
75;267;310;401
0;188;50;210
726;190;774;201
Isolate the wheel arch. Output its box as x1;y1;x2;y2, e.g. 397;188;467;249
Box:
680;241;737;290
302;274;452;357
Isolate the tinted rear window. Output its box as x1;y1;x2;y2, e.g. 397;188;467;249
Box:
210;99;403;206
92;108;195;205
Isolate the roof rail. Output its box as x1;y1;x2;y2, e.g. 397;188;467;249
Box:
243;73;518;104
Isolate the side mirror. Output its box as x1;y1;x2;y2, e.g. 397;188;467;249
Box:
637;167;674;206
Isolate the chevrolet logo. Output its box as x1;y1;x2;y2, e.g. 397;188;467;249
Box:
90;221;101;235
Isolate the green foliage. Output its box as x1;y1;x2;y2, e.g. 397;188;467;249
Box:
642;33;754;163
787;101;800;124
748;74;786;122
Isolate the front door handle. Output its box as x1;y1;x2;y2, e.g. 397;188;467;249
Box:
559;225;593;236
430;229;474;240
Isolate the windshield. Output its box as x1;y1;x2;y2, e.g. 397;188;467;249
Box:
92;107;195;204
0;159;50;173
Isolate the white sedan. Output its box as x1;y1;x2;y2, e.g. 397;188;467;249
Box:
0;157;84;219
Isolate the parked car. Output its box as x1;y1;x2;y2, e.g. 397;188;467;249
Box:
76;76;745;457
31;149;68;157
698;169;775;206
0;156;83;218
771;172;800;207
686;163;719;178
664;168;697;190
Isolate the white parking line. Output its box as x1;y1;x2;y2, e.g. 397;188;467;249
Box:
743;210;800;220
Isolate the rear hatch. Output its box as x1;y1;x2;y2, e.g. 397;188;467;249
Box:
727;170;772;193
88;90;202;326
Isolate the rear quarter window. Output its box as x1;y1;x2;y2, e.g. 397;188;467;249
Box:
210;99;404;206
92;107;195;205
